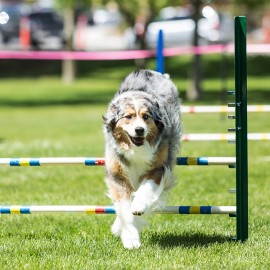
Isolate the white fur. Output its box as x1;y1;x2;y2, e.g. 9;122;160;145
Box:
120;142;155;190
130;179;160;215
131;167;173;214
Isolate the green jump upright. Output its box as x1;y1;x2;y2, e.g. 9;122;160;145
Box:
234;16;248;241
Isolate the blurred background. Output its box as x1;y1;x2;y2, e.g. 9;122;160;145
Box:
0;0;270;101
0;0;269;51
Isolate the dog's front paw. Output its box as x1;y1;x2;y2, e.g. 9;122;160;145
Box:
131;201;148;216
121;226;141;249
122;237;141;249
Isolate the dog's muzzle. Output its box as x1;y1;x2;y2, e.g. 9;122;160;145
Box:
128;127;145;146
129;136;145;147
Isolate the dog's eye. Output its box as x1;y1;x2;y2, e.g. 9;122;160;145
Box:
124;114;132;120
143;114;149;120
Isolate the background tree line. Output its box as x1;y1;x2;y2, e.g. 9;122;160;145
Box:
54;0;269;99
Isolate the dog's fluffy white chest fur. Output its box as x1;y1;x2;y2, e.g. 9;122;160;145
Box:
120;142;155;190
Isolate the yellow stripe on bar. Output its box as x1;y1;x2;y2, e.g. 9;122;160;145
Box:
220;106;227;113
187;157;197;165
257;105;263;112
20;159;30;166
85;206;96;214
189;206;201;214
10;206;21;214
220;134;227;141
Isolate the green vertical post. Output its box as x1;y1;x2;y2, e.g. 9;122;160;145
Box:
235;16;248;241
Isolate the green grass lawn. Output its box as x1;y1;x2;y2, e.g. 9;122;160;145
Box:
0;73;270;269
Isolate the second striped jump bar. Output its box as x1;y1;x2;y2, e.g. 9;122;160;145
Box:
0;157;236;167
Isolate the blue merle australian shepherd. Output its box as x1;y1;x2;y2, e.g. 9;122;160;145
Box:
103;69;181;249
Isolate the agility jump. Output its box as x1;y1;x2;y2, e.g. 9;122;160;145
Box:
0;17;248;242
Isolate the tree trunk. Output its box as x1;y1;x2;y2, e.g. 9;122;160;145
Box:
187;0;202;101
62;7;76;84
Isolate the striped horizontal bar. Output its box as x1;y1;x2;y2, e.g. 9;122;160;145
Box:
0;157;105;166
182;133;270;141
0;205;236;215
182;105;270;113
0;157;235;166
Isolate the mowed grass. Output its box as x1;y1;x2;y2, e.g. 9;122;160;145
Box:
0;75;270;269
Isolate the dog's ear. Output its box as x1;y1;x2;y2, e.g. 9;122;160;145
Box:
152;101;165;132
154;117;164;133
103;115;117;132
103;104;117;132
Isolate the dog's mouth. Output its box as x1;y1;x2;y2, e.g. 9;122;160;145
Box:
128;135;145;147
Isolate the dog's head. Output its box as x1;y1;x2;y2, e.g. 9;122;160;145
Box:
104;92;164;148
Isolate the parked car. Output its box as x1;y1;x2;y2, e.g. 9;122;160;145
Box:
144;6;234;49
28;10;64;50
0;6;64;50
0;4;21;43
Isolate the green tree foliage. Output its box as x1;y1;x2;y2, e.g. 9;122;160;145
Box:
100;0;181;25
232;0;269;8
55;0;91;9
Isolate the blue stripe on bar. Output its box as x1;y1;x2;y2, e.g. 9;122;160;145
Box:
176;157;188;165
197;157;208;165
20;207;31;214
178;206;213;214
200;206;212;214
177;157;209;165
10;159;20;166
105;207;116;214
84;159;97;166
29;159;40;166
1;207;11;214
179;206;190;214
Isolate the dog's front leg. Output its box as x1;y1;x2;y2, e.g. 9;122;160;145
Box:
130;179;161;216
131;168;171;216
107;181;145;249
113;199;143;249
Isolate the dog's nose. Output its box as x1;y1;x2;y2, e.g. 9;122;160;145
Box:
135;127;145;136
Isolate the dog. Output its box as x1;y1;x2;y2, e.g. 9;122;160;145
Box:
103;69;181;249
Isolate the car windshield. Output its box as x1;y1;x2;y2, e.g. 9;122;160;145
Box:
153;16;191;23
29;12;62;25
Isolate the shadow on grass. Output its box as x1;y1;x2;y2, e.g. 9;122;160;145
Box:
149;232;232;249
